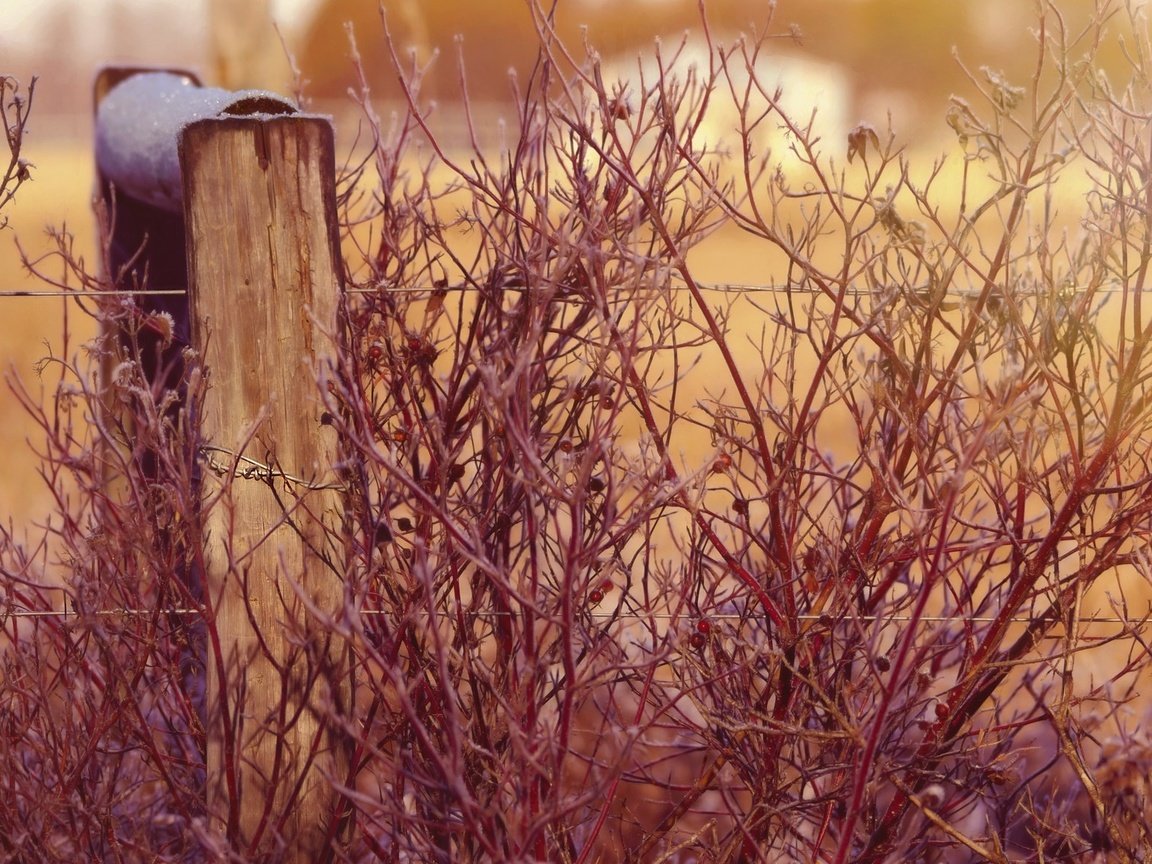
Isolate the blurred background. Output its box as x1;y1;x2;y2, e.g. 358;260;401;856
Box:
2;0;1063;132
0;0;1115;523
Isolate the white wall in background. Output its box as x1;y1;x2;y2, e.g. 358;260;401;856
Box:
601;37;851;167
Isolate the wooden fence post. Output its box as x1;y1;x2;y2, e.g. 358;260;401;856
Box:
182;114;350;859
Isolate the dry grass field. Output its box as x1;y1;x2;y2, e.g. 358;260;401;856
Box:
0;140;99;530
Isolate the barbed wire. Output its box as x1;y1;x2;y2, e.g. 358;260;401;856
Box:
0;280;1119;299
0;605;1139;628
198;444;346;491
0;288;186;297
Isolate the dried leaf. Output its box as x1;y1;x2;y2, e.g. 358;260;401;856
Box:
847;123;880;164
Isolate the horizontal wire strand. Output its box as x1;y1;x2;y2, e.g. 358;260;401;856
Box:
0;288;187;297
0;281;1119;298
1;607;1139;627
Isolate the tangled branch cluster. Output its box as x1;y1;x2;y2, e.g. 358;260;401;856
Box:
3;2;1152;861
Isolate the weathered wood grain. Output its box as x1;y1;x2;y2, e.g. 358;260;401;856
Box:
183;115;349;860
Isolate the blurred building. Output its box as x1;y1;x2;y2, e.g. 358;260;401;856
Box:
293;0;1102;142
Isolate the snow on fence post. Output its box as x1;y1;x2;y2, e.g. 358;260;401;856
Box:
95;70;351;860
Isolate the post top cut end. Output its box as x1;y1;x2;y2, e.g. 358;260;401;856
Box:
95;71;298;213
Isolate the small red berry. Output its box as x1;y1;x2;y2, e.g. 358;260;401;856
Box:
696;619;712;634
689;633;706;649
367;343;384;362
600;580;613;592
447;463;466;482
732;498;748;515
589;588;604;604
711;453;732;473
588;476;605;493
875;656;891;672
934;702;948;719
599;396;614;410
558;439;573;453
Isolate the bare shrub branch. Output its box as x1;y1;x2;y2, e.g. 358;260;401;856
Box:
3;2;1152;861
